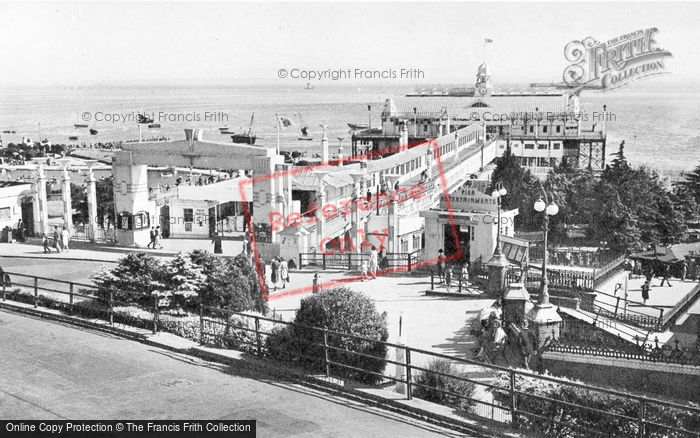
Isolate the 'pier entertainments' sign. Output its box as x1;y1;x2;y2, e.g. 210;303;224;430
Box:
563;27;672;91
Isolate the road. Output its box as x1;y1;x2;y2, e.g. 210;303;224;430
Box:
0;310;467;437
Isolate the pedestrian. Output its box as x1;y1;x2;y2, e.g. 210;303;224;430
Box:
147;226;156;249
461;262;470;287
60;226;70;252
360;259;369;281
16;219;25;242
53;226;61;252
258;254;266;283
680;260;687;281
641;280;650;305
287;257;297;270
660;263;672;287
212;231;223;254
312;272;320;294
437;249;446;284
270;257;280;290
42;233;51;253
279;257;289;289
614;283;623;297
445;265;453;291
368;245;378;279
378;246;387;271
154;226;163;249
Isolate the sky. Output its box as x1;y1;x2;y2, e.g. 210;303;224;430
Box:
1;1;698;87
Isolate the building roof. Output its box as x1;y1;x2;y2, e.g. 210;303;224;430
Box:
0;181;31;188
388;92;574;119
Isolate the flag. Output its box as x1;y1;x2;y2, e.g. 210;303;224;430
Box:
485;39;493;43
278;116;294;128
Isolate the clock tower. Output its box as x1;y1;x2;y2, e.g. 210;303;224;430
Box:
475;63;492;98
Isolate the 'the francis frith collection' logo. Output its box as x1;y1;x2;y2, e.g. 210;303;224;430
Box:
563;28;672;90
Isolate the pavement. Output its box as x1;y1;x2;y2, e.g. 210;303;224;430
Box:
0;309;472;437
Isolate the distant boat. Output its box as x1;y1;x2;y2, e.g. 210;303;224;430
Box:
305;82;314;90
218;125;230;131
231;113;256;145
68;136;79;140
348;123;368;130
148;123;161;128
137;113;154;124
2;130;10;134
90;124;98;135
74;113;88;128
221;130;234;135
297;111;313;141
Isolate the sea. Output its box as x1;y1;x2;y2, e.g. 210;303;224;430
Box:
0;82;698;177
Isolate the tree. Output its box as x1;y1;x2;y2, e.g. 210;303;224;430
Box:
491;145;539;231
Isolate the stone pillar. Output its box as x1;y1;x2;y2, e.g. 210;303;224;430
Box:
85;164;98;242
426;140;434;180
384;175;401;253
61;165;72;232
486;249;509;296
527;296;562;349
321;125;329;165
350;172;364;253
502;283;530;326
34;165;48;235
312;171;330;252
399;124;409;152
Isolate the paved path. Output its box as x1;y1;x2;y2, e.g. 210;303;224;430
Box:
0;311;467;437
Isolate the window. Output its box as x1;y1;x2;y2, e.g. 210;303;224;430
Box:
529;125;534;133
543;126;548;133
424;124;428;133
538;143;547;149
0;207;10;220
401;239;408;253
118;212;132;230
556;125;561;133
553;142;561;150
525;143;535;149
184;208;194;223
413;234;421;250
133;212;150;230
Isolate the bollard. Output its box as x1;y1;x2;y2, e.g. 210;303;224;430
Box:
323;329;330;378
255;317;262;356
69;283;74;306
34;277;38;308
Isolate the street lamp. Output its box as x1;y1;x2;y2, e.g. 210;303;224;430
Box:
491;182;507;253
534;190;558;303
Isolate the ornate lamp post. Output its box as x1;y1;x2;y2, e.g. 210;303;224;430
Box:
533;191;559;303
486;182;509;296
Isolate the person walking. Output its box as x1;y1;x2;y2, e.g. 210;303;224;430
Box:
52;226;61;252
42;233;51;253
368;246;378;279
154;226;163;249
445;265;453;291
147;227;156;249
61;226;70;252
680;260;687;281
461;262;470;288
270;257;280;290
660;263;672;287
641;280;650;304
279;257;289;289
437;249;446;284
211;231;223;254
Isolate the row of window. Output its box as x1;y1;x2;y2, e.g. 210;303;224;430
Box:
523;142;561;150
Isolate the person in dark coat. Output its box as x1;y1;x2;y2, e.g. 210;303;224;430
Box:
641;280;650;305
270;257;280;290
660;263;672;287
437;249;446;284
211;231;222;254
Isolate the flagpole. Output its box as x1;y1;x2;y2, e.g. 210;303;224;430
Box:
276;113;280;155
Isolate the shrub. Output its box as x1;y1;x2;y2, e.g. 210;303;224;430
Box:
412;358;477;415
266;286;388;384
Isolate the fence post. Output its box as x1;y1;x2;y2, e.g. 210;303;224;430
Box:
658;308;664;328
323;329;330;378
2;279;5;301
638;397;646;438
405;347;413;400
69;283;74;306
348;252;352;270
614;296;620;316
299;254;303;269
255;317;262;356
33;277;38;308
458;269;463;293
199;299;204;345
323;253;327;270
153;294;158;334
408;253;412;272
109;290;114;326
510;370;518;427
430;271;434;290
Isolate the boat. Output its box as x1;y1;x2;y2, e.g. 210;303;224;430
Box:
2;130;10;134
218;125;230;131
148;123;161;128
347;123;368;130
90;123;98;135
297;111;313;141
305;82;314;90
74;113;88;128
68;136;79;141
221;130;234;135
137;113;154;124
231;113;256;145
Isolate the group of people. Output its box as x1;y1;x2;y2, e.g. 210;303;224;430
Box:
42;225;70;253
258;255;294;291
435;249;470;291
360;245;386;280
147;226;164;249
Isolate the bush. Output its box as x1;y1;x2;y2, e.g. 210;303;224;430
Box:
412;358;477;415
266;286;388;384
